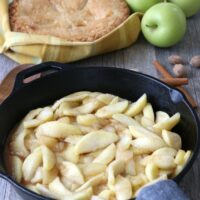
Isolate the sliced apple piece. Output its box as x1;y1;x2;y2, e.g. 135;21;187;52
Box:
108;160;125;187
60;161;85;186
49;177;72;196
153;113;181;133
36;121;82;138
145;162;159;181
22;147;42;181
31;167;43;184
62;187;93;200
129;125;161;139
36;184;58;199
75;130;119;154
10;156;23;183
114;175;132;200
41;145;56;170
93;144;116;165
132;137;166;154
80;163;106;178
152;147;177;157
155;111;170;123
162;130;182;150
52;91;91;110
143;103;155;121
77;114;99;126
97;93;115;105
153;154;176;169
42;166;58;185
112;113;139;127
125;94;147;117
95;101;128;118
76;173;106;192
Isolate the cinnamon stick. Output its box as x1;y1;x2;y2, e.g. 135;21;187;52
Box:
153;60;172;78
161;78;188;87
153;60;197;108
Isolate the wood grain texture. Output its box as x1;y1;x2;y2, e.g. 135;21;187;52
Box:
0;64;33;103
0;12;200;200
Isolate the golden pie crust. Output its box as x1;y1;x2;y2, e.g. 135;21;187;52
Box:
9;0;130;42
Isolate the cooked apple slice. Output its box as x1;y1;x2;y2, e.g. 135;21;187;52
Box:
97;93;115;105
37;107;54;121
60;161;85;186
80;163;107;178
126;159;136;176
65;135;84;145
62;187;93;200
114;175;132;200
117;129;132;150
153;154;176;169
10;129;31;157
76;173;106;192
95;101;128;118
145;162;159;181
49;177;72;196
143;103;155;122
31;167;43;184
98;190;113;200
125;94;147;117
36;121;82;138
37;135;58;149
152;147;177;157
77;114;99;126
60;144;79;164
10;156;23;183
75;130;119;154
64;100;101;116
155;111;170;123
52;91;91;110
36;184;59;199
162;130;182;150
93;144;116;165
141;116;155;128
22;147;42;181
153;113;181;133
41;145;56;170
112;113;139;127
129;125;161;139
108;160;125;187
132;137;166;154
42;166;58;185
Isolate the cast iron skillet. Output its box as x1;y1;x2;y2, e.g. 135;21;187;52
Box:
0;62;199;200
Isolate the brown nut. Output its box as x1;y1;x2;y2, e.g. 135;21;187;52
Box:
168;55;184;65
190;55;200;68
173;64;187;78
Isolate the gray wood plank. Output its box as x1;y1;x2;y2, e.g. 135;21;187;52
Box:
0;55;17;82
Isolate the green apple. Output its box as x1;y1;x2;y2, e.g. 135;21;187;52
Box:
168;0;200;17
141;3;186;48
126;0;163;13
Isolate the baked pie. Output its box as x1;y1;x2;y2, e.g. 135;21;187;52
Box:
9;0;130;42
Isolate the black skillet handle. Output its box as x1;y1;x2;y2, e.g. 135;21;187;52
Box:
13;62;65;92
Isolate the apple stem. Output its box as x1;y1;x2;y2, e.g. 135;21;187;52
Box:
146;24;158;29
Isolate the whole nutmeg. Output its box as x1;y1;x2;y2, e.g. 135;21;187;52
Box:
173;64;187;78
168;55;184;65
190;55;200;68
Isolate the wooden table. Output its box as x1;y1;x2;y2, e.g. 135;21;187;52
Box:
0;12;200;200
